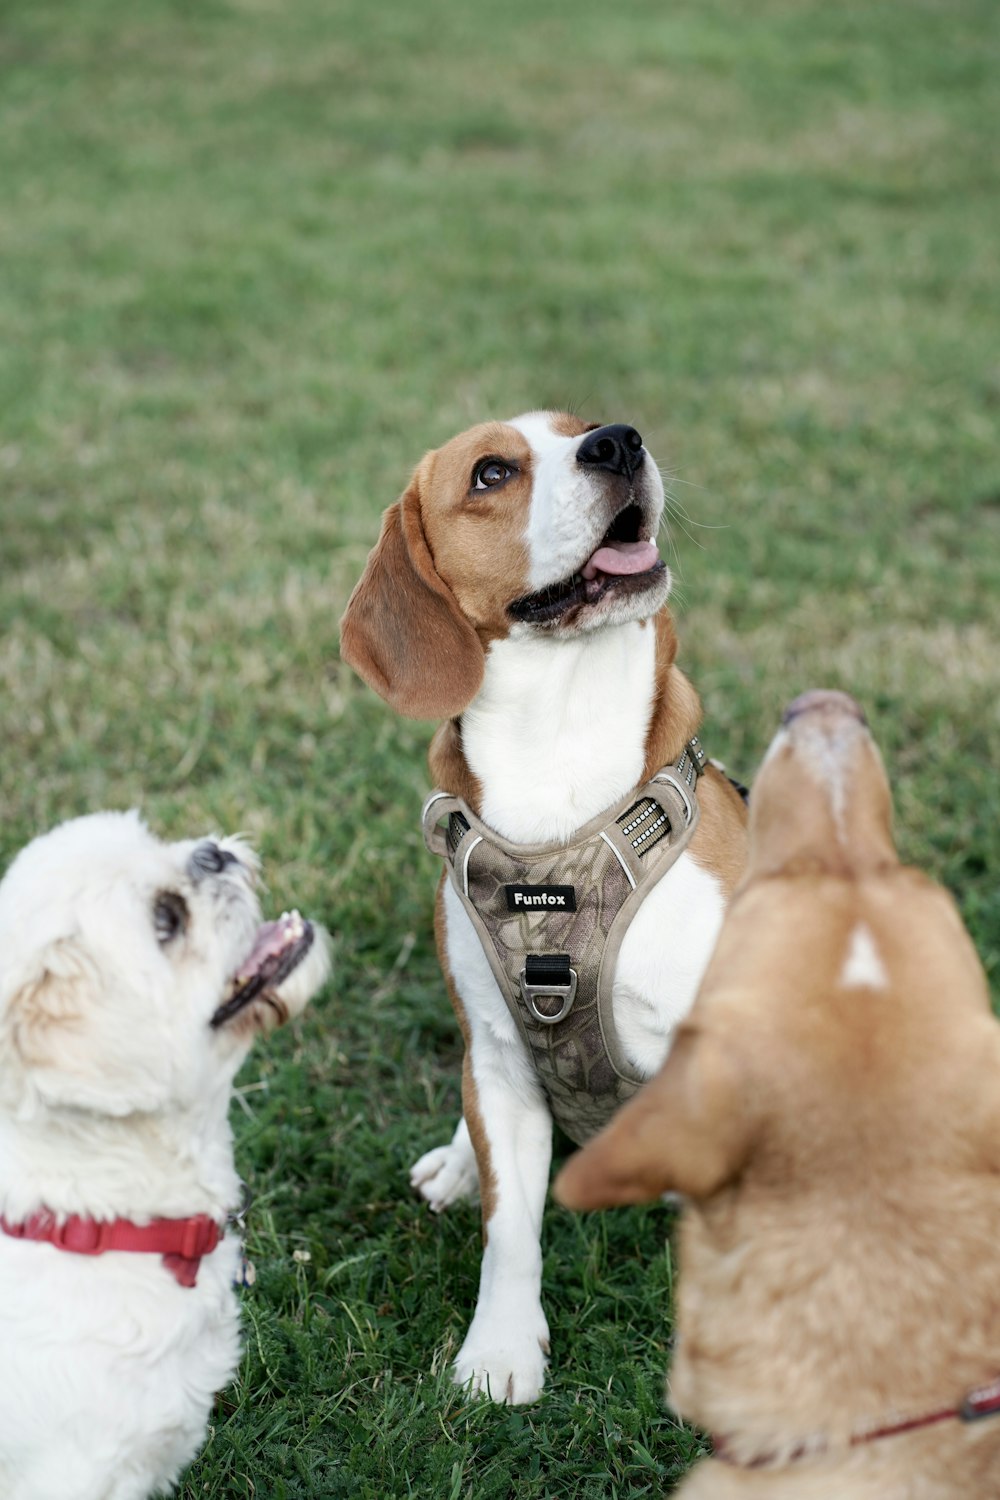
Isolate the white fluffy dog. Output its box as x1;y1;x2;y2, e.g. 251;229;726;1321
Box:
0;811;331;1500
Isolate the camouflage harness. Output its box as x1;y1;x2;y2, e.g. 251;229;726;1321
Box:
422;739;707;1144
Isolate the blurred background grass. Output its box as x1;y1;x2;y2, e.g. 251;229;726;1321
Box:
1;0;998;1494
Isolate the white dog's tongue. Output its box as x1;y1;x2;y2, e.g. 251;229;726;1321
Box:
233;913;305;982
581;539;659;581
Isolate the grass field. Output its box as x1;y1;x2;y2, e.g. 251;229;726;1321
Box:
1;0;998;1494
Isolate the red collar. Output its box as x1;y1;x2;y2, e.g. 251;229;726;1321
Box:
713;1377;1000;1469
0;1209;222;1288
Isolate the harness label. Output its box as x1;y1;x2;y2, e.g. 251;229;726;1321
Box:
505;884;577;912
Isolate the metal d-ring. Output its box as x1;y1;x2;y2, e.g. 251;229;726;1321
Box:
519;966;578;1025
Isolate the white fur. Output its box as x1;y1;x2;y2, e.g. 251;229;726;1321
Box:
0;812;330;1500
764;721;853;842
510;410;666;600
409;1116;479;1211
412;413;727;1405
461;623;657;844
840;923;888;990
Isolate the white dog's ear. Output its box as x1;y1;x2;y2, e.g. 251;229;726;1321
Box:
339;469;486;720
7;937;91;1071
4;937;170;1115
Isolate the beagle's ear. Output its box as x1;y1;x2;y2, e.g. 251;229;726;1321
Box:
553;1026;755;1209
340;471;486;720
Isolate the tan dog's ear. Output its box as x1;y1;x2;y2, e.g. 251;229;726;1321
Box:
340;471;485;720
554;1026;755;1209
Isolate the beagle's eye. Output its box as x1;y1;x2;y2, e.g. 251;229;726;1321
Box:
472;458;515;492
153;891;189;945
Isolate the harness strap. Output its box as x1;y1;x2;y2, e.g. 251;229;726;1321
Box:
423;740;706;1144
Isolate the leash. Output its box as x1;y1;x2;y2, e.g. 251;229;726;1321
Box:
712;1376;1000;1469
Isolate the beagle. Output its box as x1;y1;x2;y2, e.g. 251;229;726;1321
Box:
341;411;748;1403
556;691;1000;1498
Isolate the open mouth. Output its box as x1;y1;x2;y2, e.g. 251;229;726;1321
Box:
210;911;315;1029
508;503;666;626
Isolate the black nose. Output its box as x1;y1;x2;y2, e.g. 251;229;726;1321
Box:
189;842;239;878
576;424;645;479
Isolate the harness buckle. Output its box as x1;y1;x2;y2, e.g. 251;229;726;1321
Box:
520;954;578;1025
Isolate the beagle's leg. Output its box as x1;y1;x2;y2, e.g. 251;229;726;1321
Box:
452;1029;552;1405
410;1115;480;1211
436;880;551;1402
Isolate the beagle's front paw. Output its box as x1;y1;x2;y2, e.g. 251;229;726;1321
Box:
452;1305;550;1405
410;1136;479;1212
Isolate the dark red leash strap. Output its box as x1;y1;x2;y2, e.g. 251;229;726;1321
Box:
713;1376;1000;1469
0;1210;221;1288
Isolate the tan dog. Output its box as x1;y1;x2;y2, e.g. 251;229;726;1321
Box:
555;690;1000;1497
341;412;747;1401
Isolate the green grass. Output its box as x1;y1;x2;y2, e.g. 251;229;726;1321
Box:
1;0;998;1494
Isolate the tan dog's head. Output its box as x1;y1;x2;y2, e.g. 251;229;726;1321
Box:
0;811;331;1118
340;411;669;719
555;689;995;1210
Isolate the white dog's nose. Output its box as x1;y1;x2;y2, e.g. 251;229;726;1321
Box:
189;842;239;878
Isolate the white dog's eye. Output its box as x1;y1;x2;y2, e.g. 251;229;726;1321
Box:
153;890;189;945
471;458;515;492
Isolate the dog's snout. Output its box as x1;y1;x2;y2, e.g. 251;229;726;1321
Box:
782;689;867;728
189;842;239;879
576;424;645;479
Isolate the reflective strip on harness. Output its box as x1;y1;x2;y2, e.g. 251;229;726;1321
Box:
422;743;704;1145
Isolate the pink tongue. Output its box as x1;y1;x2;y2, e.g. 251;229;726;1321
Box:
234;921;286;981
581;539;659;581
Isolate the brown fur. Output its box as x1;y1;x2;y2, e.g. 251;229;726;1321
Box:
340;422;538;719
549;413;595;439
639;612;747;896
555;693;1000;1497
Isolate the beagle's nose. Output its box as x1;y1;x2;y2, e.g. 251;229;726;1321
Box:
782;689;867;727
576;424;645;479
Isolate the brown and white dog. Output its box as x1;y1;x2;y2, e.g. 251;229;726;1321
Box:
341;411;747;1402
556;691;1000;1497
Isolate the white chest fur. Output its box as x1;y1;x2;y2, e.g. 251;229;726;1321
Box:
0;1232;242;1499
461;622;657;845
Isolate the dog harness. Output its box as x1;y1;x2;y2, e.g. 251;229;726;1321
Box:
422;739;707;1145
